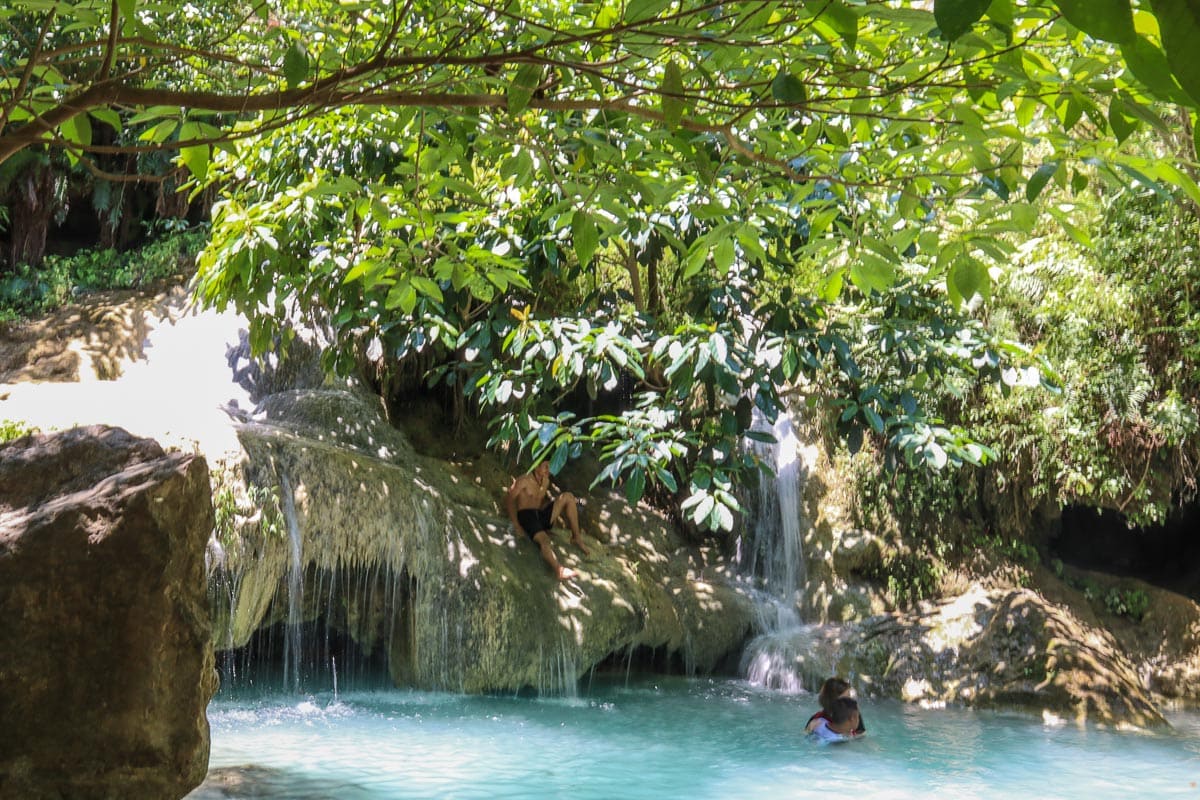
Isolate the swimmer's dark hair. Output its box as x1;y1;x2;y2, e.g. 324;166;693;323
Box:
829;696;859;726
818;677;852;711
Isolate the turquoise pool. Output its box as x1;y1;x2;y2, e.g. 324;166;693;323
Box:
189;675;1200;799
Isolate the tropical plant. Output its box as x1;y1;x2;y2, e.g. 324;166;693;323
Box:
7;0;1200;531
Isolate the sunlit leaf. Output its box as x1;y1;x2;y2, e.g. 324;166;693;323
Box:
661;60;685;129
1151;0;1200;105
572;211;599;266
949;257;990;304
180;144;209;181
283;42;309;89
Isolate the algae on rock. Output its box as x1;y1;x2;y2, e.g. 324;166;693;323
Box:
208;387;755;693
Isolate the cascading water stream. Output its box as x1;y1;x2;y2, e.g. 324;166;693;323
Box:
745;410;805;610
280;472;305;694
737;409;831;693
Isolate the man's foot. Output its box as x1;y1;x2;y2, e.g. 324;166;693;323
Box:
557;566;578;581
571;536;591;557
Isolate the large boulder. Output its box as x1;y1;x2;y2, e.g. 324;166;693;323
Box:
0;426;217;800
841;586;1165;727
210;387;755;692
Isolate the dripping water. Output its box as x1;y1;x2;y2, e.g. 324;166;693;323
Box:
280;472;304;694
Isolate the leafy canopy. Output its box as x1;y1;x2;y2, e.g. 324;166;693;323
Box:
5;0;1200;529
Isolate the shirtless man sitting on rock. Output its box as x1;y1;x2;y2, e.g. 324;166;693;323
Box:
505;461;590;581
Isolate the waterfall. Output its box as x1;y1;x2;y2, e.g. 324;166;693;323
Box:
738;408;805;615
737;408;825;694
745;410;806;610
280;472;305;694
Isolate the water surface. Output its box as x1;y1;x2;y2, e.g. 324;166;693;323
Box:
190;676;1200;799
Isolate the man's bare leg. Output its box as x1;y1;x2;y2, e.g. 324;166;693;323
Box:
533;531;576;580
552;492;591;556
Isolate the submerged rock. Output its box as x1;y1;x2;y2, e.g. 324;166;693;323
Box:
0;426;217;799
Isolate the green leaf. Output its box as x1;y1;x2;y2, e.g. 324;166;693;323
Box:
116;0;135;19
987;0;1014;28
1108;96;1139;142
388;281;419;314
140;119;178;144
625;0;670;22
949;257;989;304
713;237;735;272
508;64;542;114
1026;161;1059;202
1009;202;1038;232
713;501;734;532
126;106;179;125
849;253;896;294
1055;0;1135;44
549;441;569;475
661;60;685;129
179;144;209;181
820;268;845;302
771;71;807;104
1120;35;1183;101
625;467;646;504
1148;160;1200;207
1055;93;1083;130
572;210;599;266
809;0;859;50
283;42;309;89
411;275;444;302
682;245;707;280
60;114;92;147
1195;112;1200;163
935;0;991;41
1049;207;1094;249
89;108;122;133
1150;0;1200;106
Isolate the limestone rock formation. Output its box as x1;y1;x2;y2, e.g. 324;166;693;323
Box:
0;426;217;800
841;587;1165;727
210;387;755;692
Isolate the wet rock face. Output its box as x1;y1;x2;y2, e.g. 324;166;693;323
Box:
213;387;756;693
0;426;217;800
844;587;1165;728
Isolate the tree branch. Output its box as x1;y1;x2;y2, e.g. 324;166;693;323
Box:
0;11;57;138
98;0;121;81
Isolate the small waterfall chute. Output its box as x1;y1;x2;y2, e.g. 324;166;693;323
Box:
737;407;831;694
280;472;305;694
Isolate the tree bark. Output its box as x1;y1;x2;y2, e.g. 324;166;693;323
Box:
6;162;58;269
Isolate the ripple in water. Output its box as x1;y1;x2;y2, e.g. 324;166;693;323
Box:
191;677;1200;800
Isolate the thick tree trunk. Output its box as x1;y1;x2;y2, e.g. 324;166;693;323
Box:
7;163;58;268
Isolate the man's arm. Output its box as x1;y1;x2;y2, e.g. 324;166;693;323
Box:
505;478;525;538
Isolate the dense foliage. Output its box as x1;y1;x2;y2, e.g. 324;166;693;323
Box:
0;226;204;319
844;185;1200;608
5;0;1200;533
